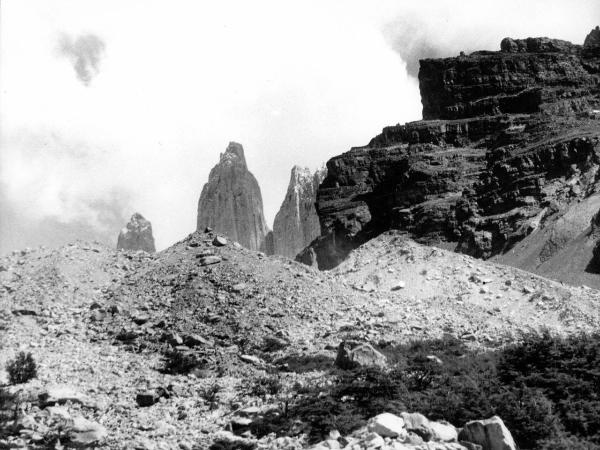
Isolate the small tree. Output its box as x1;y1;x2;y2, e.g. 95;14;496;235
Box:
6;351;37;384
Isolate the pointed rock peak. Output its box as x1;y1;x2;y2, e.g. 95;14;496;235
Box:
290;166;312;184
129;212;149;226
219;141;247;167
117;213;155;252
584;26;600;49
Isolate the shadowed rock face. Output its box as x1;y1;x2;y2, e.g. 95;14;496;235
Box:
300;28;600;272
419;34;600;121
197;142;269;252
117;213;155;252
271;166;326;258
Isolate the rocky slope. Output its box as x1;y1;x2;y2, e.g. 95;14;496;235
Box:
2;231;600;448
197;142;269;252
271;166;326;259
300;28;600;273
117;213;156;253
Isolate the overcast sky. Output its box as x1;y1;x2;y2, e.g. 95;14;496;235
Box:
1;0;598;253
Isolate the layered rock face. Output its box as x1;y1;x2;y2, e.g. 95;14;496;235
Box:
301;28;600;271
420;34;600;120
271;166;326;258
197;142;269;252
117;213;155;253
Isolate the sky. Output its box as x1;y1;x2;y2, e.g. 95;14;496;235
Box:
1;0;599;254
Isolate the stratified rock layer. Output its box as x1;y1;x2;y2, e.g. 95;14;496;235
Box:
117;213;155;253
301;28;600;272
197;142;269;252
272;166;326;258
420;35;599;120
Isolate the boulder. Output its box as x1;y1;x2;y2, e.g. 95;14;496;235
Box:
39;385;93;408
368;413;406;438
69;416;107;446
334;341;387;370
199;256;221;266
212;236;228;247
458;416;516;450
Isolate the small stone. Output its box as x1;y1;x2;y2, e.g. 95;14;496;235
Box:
199;256;222;266
136;391;159;407
391;281;406;291
183;334;211;347
232;283;247;292
239;354;264;366
364;432;385;448
164;331;183;346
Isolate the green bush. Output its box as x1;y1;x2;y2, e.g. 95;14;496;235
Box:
247;374;283;398
280;333;600;448
6;351;37;384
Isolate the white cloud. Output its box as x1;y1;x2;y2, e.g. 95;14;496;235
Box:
1;0;598;252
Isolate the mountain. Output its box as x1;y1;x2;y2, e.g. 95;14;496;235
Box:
196;142;269;252
300;28;600;275
116;212;155;252
271;166;326;258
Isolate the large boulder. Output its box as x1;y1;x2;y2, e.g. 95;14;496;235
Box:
334;341;387;370
117;213;155;252
197;142;269;252
458;416;516;450
401;412;457;442
368;413;406;438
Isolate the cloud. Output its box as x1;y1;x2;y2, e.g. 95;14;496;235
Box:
58;33;105;85
381;16;480;78
1;0;598;254
380;0;600;79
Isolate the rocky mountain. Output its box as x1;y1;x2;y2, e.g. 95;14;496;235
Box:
271;166;326;258
116;213;155;253
300;27;600;273
196;142;269;252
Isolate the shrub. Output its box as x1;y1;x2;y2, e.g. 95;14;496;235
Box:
247;375;283;398
6;351;37;384
200;382;221;409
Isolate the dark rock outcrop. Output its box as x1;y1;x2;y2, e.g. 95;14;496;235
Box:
302;28;600;271
197;142;269;252
271;166;326;258
420;34;599;120
117;213;155;253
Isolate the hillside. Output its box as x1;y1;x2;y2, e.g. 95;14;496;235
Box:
2;231;600;448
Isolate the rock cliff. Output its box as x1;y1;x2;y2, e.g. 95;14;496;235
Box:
419;35;599;120
197;142;269;252
117;213;155;253
271;166;326;258
300;28;600;273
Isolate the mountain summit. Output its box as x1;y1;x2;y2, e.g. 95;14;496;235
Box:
117;212;155;252
196;142;269;251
